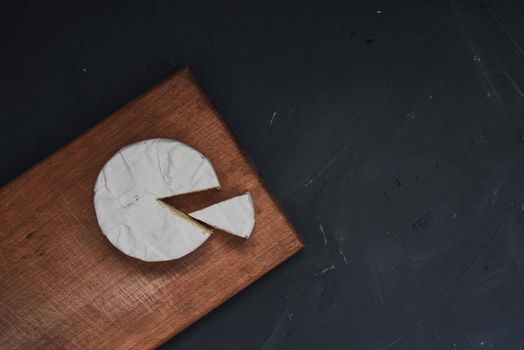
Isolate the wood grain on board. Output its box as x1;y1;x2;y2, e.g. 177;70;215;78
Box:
0;67;303;349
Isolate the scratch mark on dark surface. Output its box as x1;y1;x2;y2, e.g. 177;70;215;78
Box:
317;142;352;177
340;248;348;265
471;50;504;107
383;189;523;349
269;111;277;127
485;0;524;58
282;78;385;202
316;215;328;244
315;264;335;276
288;139;352;192
450;0;511;117
491;55;524;96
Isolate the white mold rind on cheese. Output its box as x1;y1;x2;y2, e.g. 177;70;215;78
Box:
94;138;220;262
189;192;255;238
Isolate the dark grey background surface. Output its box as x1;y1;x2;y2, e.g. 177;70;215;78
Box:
2;0;524;349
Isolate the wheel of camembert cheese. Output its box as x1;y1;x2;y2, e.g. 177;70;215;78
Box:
94;138;221;262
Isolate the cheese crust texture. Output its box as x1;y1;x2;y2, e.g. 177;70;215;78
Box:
93;138;220;261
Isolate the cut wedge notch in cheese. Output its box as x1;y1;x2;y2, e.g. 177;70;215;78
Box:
94;138;220;262
189;192;255;238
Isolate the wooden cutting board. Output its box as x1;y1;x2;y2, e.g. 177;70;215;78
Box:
0;67;303;349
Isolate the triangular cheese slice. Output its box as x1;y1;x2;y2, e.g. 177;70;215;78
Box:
94;138;220;262
189;193;255;238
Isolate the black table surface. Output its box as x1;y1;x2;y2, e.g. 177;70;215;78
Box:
3;0;524;349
